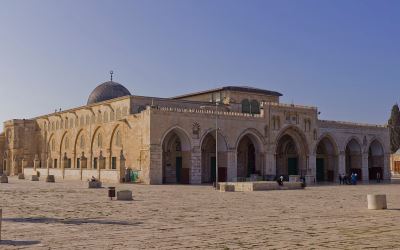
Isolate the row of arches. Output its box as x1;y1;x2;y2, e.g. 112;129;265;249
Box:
46;124;124;170
160;126;386;184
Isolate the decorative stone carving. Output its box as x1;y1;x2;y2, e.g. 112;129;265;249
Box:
192;122;200;139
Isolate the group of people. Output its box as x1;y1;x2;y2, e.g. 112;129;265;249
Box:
338;173;358;185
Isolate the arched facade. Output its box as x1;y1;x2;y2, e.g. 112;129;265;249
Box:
161;127;192;184
345;138;362;179
368;139;384;181
315;135;338;182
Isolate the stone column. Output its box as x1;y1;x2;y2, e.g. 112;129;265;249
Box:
226;149;237;182
62;153;68;179
362;153;369;182
21;158;27;174
190;146;202;184
46;156;52;176
383;153;391;181
149;145;162;184
338;151;346;176
306;153;316;185
265;151;276;177
119;150;126;183
34;155;40;171
106;148;111;170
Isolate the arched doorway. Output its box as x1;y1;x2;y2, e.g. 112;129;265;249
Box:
276;128;309;180
201;130;228;183
162;128;191;184
345;139;362;180
315;136;338;182
236;134;262;180
368;140;384;181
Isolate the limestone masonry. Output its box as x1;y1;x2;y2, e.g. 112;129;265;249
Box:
0;81;391;184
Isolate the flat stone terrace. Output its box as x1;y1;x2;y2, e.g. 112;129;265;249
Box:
1;178;400;249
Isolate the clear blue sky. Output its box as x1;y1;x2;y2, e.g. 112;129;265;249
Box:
1;0;399;131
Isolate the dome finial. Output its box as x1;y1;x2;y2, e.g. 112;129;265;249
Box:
109;70;114;82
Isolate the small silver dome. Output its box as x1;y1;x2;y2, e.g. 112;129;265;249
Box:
87;81;131;105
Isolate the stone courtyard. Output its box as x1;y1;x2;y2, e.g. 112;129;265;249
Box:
1;178;400;249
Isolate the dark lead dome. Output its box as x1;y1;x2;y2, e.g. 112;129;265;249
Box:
87;81;131;105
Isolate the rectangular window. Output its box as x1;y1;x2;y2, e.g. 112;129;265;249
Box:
112;157;117;170
67;159;72;168
93;158;98;169
54;159;58;168
77;158;80;169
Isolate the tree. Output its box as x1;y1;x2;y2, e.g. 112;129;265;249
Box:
388;104;400;153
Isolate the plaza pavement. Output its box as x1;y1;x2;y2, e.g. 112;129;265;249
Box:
1;177;400;249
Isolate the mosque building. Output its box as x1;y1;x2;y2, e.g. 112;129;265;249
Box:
0;76;390;184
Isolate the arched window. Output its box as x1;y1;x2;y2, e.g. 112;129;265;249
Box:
103;111;108;123
80;135;85;149
115;131;121;147
97;133;103;148
250;100;260;114
110;111;115;121
65;137;69;150
241;99;250;113
116;108;121;120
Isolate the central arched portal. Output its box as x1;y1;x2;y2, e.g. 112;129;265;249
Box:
315;136;338;182
236;134;263;179
276;128;308;180
368;140;384;181
345;139;362;179
162;128;191;184
201;130;228;184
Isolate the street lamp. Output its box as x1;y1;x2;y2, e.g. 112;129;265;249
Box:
200;101;220;189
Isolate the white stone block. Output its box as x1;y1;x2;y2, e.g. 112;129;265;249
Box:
367;194;387;210
117;190;133;200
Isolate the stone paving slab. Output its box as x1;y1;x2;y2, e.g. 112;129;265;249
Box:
1;177;400;249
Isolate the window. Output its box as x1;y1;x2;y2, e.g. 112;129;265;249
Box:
67;158;72;168
54;159;58;168
115;131;121;147
116;108;121;120
112;157;117;169
250;100;260;114
241;99;250;113
97;133;103;148
51;139;55;151
103;111;108;123
93;157;98;169
77;158;80;169
80;135;85;149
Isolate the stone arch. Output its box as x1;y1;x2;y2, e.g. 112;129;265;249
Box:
342;136;363;153
275;125;310;179
91;126;106;169
314;134;339;182
235;129;265;179
59;131;72;169
200;129;229;183
109;124;125;170
74;129;89;169
345;138;362;179
368;139;384;181
161;126;192;184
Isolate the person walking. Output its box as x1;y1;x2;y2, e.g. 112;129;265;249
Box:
339;173;343;185
376;172;381;183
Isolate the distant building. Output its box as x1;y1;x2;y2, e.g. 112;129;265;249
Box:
0;80;390;184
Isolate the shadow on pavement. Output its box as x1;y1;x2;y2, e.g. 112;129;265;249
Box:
3;217;142;226
0;240;41;246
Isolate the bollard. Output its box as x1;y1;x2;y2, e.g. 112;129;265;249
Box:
367;194;387;210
